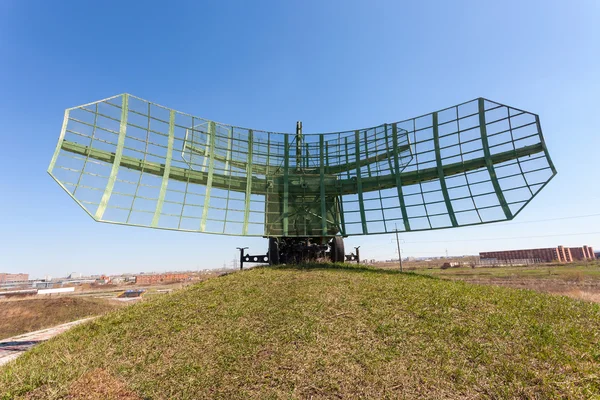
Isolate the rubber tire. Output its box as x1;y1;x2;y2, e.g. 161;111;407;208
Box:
330;236;345;263
268;238;280;265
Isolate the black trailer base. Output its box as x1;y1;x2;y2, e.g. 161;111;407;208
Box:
237;236;360;270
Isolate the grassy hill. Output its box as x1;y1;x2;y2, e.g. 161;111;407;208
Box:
1;263;599;399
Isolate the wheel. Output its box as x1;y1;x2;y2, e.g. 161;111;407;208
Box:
330;236;345;263
268;238;280;265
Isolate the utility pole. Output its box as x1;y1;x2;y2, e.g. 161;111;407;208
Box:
395;224;403;272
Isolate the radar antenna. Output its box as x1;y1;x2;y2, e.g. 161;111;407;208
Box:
48;95;556;266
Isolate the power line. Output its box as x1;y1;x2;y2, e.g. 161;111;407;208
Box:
403;231;600;244
367;213;600;248
494;213;600;225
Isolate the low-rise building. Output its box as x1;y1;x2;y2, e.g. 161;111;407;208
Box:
0;273;29;283
480;244;595;264
569;246;595;261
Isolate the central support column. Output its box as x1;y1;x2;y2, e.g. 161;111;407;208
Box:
296;121;303;171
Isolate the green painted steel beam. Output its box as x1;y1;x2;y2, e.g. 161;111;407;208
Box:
536;115;557;175
478;98;513;220
282;134;289;236
95;94;128;220
337;196;346;236
305;142;309;169
355;131;368;234
383;124;395;172
183;141;410;176
319;135;327;236
391;124;410;231
389;143;543;189
60;139;545;198
432;112;458;227
152;109;175;227
200;121;216;231
243;129;253;235
73;104;99;197
224;128;232;176
344;138;350;179
48;110;70;173
363;131;372;176
201;124;210;172
266;133;271;171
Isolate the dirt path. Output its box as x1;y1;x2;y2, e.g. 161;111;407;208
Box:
0;317;94;367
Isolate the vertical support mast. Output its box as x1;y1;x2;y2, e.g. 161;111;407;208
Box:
296;121;303;171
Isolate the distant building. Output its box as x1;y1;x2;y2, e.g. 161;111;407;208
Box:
135;273;189;285
0;273;29;283
34;281;54;289
480;245;595;264
68;272;82;279
568;246;595;261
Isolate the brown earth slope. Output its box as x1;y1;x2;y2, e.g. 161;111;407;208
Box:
0;297;122;340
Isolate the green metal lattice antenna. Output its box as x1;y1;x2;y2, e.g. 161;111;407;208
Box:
48;94;556;264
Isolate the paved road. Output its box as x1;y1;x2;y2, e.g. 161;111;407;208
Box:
0;317;94;367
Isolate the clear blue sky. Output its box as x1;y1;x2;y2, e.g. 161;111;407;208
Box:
1;1;599;278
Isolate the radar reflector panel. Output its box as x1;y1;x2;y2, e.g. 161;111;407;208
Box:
49;94;556;239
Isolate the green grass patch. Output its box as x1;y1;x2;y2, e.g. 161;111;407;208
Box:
1;263;599;399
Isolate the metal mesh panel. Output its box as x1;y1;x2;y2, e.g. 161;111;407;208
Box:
48;94;556;237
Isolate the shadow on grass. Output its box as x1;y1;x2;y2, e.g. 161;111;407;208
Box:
0;340;41;352
261;262;436;279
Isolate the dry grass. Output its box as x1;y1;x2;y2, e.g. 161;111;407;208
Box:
22;368;141;400
439;277;600;303
0;297;123;340
1;263;599;399
66;368;142;400
409;263;600;303
560;289;600;303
